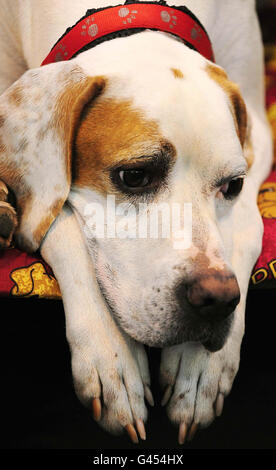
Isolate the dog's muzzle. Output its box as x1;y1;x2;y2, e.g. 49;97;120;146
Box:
177;271;240;321
174;268;240;351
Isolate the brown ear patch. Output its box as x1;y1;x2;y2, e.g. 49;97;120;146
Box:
73;97;167;193
206;64;250;161
0;70;109;252
53;75;106;182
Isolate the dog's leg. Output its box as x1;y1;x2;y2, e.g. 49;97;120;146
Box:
40;204;152;441
159;176;264;443
0;182;17;249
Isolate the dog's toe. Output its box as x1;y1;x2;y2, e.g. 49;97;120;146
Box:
160;341;239;444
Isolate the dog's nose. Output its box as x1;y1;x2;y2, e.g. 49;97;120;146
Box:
177;271;240;321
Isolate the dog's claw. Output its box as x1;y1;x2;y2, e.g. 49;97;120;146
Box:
161;385;172;407
187;422;198;442
215;392;224;417
144;384;154;407
125;423;139;444
178;422;188;445
92;397;102;422
136;419;146;440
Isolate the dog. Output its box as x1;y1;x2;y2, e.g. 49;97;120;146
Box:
0;0;273;444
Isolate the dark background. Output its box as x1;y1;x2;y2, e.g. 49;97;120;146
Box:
1;3;276;451
0;290;275;450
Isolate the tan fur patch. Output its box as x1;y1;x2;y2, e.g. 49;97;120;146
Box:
73;98;171;192
206;64;252;166
33;198;64;245
0;115;5;127
8;83;23;107
171;68;184;79
53;76;106;182
244;135;254;169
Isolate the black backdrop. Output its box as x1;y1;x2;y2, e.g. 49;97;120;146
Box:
0;289;275;450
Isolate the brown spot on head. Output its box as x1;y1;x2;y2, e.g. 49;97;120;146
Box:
171;68;184;79
0;115;5;128
8;83;23;107
73;97;175;193
206;64;251;165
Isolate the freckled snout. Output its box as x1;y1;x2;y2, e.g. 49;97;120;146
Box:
177;270;240;322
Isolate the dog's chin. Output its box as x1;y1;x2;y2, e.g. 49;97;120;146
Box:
122;326;188;348
201;316;233;352
112;316;232;350
202;335;227;352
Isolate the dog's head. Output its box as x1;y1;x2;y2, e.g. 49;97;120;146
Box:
0;33;252;351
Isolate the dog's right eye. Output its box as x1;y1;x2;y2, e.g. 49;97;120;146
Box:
118;169;151;188
110;152;173;196
111;165;157;195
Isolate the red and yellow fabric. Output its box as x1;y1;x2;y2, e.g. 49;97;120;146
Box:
0;248;60;298
250;44;276;288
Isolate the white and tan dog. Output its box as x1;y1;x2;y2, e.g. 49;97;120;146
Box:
0;0;273;444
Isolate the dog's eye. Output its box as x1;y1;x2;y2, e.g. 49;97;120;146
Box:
119;169;151;188
111;163;163;195
110;151;173;196
220;177;244;200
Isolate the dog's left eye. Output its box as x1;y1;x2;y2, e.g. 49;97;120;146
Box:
220;177;244;200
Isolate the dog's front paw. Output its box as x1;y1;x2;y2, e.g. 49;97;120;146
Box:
160;341;240;444
0;182;17;249
70;333;152;443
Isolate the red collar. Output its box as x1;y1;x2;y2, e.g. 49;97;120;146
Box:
41;2;215;66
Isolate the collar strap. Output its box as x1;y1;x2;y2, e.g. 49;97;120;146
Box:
41;2;215;66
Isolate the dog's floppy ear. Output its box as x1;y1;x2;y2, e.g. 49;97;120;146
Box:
0;62;105;252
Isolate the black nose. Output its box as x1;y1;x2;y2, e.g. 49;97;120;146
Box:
177;271;240;321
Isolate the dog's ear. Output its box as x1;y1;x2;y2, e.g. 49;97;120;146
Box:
0;62;106;252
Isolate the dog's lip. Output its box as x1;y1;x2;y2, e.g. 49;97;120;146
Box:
202;340;222;352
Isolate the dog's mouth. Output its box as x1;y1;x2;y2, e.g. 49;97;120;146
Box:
94;263;233;351
101;291;233;352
